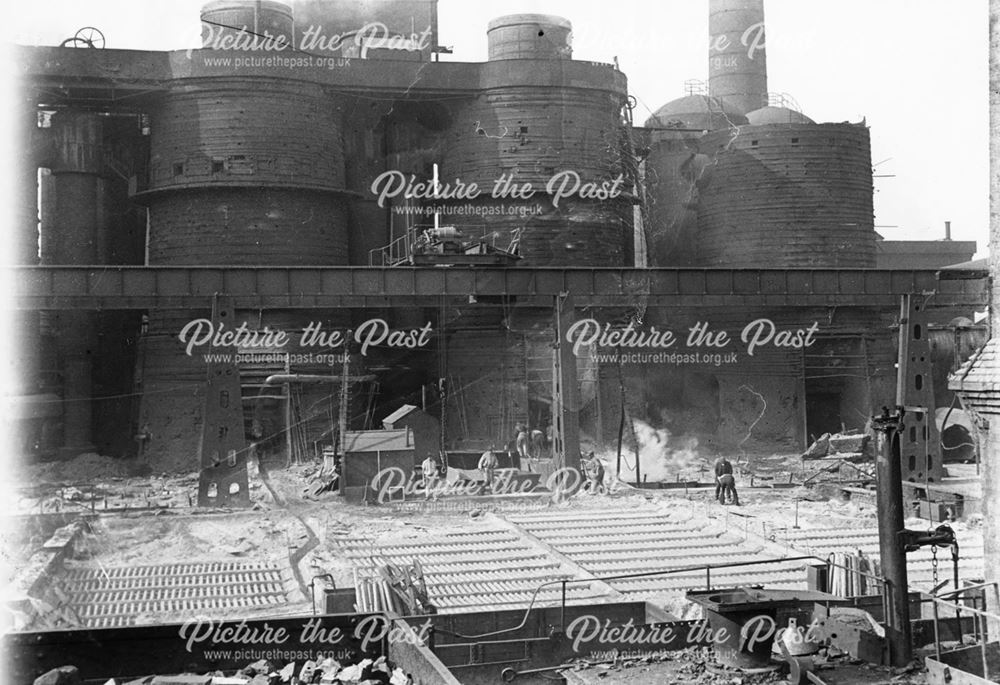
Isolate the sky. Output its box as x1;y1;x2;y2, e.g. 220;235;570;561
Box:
10;0;991;253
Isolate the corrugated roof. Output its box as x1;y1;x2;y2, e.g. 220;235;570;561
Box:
382;404;419;428
950;338;1000;392
940;257;989;272
343;428;413;452
949;338;1000;416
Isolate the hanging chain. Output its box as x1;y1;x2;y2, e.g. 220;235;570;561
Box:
931;544;939;585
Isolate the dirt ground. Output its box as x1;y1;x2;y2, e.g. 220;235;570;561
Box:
3;447;954;601
4;446;985;685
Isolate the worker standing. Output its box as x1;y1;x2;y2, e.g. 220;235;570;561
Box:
478;446;498;493
584;451;606;495
421;454;440;501
515;424;530;469
713;456;740;505
530;427;545;458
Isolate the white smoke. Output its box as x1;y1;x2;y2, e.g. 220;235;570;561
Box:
609;418;702;484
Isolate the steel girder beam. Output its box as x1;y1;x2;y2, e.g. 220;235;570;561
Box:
10;266;987;311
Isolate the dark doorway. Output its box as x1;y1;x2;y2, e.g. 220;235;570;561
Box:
806;391;842;441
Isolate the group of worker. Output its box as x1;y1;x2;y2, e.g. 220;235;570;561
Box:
478;444;607;495
713;456;740;505
420;429;739;504
513;423;551;463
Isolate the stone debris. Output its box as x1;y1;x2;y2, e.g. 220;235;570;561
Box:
562;646;933;684
34;657;412;685
802;430;873;461
33;666;82;685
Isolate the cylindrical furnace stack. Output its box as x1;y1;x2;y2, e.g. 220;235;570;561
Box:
695;122;876;267
435;15;633;450
137;59;353;469
441;14;632;267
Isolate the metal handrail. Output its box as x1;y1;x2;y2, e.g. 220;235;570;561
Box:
420;545;997;682
922;581;1000;682
368;223;512;267
368;231;413;266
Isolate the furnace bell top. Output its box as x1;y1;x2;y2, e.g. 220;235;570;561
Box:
644;94;749;131
746;105;815;125
487;14;573;60
201;0;295;48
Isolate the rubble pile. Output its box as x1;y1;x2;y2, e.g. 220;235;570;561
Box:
563;646;930;684
563;646;785;684
33;656;412;685
802;430;875;461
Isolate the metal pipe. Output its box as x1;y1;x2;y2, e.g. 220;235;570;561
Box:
932;595;941;660
974;594;981;644
264;373;376;385
560;581;566;633
882;578;891;639
308;573;335;615
939;581;998;598
953;542;963;650
873;409;913;666
981;613;990;680
285;379;293;466
922;588;1000;620
994;582;1000;641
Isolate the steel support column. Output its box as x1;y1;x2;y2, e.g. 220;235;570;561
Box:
553;293;581;475
42;111;103;452
896;294;942;483
197;295;250;508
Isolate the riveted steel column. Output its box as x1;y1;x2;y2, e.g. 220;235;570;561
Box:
197;296;250;508
553;293;581;475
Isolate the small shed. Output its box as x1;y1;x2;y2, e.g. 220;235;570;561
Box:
382;404;440;462
341;428;415;501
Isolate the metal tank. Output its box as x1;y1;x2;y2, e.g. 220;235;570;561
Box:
487;14;572;61
12;103;44;450
201;0;294;49
144;78;348;264
440;21;631;266
38;111;105;452
695;122;876;267
709;0;768;115
17;103;42;266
